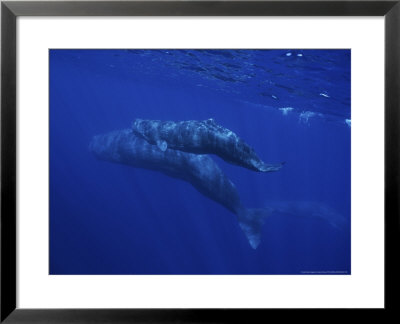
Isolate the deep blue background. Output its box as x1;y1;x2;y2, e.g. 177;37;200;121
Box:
49;49;350;274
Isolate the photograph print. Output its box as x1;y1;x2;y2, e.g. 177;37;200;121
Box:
50;49;350;275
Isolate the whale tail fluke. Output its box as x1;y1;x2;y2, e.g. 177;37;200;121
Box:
237;207;273;249
258;161;285;173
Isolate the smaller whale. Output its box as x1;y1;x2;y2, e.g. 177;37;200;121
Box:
132;118;284;173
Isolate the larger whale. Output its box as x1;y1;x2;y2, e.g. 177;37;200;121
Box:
89;129;272;249
132;118;284;173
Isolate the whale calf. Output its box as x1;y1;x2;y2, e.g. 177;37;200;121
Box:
90;129;272;248
132;118;284;173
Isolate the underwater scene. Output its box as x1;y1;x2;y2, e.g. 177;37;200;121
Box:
50;49;351;275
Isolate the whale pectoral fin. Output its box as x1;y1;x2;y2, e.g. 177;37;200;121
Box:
156;140;168;152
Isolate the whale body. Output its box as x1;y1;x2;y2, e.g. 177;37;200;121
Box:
89;129;271;248
132;118;284;173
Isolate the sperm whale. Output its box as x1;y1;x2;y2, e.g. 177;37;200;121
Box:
89;129;272;249
132;118;284;173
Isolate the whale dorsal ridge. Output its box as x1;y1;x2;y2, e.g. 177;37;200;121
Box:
156;140;168;152
205;118;216;125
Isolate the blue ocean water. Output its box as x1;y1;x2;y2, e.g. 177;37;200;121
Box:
49;49;350;275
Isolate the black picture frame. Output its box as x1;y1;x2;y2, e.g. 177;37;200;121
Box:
1;0;399;322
